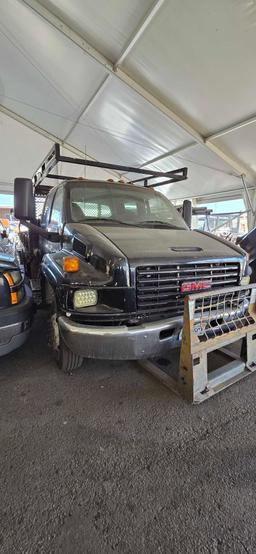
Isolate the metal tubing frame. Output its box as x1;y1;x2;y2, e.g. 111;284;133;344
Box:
178;285;256;403
140;285;256;404
31;142;188;191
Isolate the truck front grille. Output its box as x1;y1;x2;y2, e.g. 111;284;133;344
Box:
136;262;240;317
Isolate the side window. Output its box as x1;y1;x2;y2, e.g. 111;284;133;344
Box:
41;196;52;227
50;188;63;226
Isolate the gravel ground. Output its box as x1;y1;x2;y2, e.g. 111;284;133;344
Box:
1;311;256;553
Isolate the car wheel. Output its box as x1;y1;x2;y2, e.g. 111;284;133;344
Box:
58;335;84;374
48;288;83;374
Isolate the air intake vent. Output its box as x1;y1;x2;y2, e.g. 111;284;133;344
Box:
73;238;86;257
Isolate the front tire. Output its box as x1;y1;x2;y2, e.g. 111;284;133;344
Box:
58;335;84;374
48;288;83;374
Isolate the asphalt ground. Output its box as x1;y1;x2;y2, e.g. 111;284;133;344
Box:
1;311;256;553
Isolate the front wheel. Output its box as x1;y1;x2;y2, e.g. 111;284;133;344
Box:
58;335;84;374
48;297;84;374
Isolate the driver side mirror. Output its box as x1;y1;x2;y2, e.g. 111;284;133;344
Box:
182;199;192;228
14;178;35;221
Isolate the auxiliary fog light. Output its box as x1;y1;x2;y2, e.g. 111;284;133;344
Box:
73;289;98;308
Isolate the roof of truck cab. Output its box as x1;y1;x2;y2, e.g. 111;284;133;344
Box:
56;179;156;193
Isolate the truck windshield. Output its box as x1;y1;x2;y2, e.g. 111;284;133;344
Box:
69;182;188;230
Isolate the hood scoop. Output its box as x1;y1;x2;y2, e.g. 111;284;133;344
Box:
170;246;203;252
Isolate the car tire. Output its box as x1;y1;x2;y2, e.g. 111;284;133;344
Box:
47;285;83;374
58;335;84;374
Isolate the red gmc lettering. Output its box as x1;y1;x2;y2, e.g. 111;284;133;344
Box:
181;280;212;293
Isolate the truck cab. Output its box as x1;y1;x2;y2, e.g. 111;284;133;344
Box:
14;144;249;373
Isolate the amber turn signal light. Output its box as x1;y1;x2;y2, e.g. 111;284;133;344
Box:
3;272;18;305
10;292;18;304
63;256;80;272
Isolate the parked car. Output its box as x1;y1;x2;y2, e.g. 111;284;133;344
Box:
0;237;33;356
14;144;250;373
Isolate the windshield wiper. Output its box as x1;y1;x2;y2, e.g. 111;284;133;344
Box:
75;217;141;227
137;220;182;229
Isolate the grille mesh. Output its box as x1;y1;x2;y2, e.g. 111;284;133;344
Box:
136;262;240;317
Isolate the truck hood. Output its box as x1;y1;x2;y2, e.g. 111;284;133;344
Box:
93;226;245;264
68;223;245;288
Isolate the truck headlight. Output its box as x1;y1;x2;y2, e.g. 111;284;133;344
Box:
73;289;98;308
240;275;250;285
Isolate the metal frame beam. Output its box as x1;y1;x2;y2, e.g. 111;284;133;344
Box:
169;186;256;202
63;75;110;141
18;0;256;181
114;0;165;69
207;113;256;141
32;142;187;190
139;142;195;168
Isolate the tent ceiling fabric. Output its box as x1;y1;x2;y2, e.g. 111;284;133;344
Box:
0;0;108;138
213;124;256;175
39;0;152;61
123;0;256;135
0;0;255;200
0;111;52;193
68;78;191;166
148;147;242;201
0;112;118;193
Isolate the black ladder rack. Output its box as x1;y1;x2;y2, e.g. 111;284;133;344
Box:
32;143;188;195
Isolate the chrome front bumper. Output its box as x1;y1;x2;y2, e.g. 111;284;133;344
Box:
58;315;183;360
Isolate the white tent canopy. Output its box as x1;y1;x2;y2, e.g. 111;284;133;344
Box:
1;0;256;201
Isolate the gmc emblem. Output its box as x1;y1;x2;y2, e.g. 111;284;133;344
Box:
181;280;212;293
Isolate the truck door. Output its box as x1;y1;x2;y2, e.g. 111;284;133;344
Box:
41;187;64;254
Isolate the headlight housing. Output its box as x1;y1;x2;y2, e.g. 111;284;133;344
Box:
4;269;24;305
73;289;98;309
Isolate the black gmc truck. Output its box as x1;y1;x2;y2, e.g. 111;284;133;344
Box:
14;144;250;372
